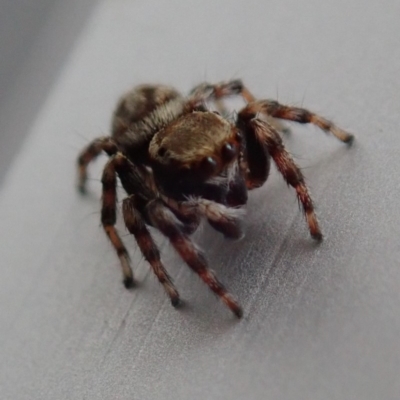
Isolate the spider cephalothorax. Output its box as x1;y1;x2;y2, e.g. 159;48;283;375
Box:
77;80;353;318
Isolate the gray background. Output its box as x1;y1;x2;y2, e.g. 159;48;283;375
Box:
1;1;399;399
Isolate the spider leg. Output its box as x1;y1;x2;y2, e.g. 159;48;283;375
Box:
101;154;134;287
189;198;245;239
147;199;243;318
189;80;289;133
237;113;323;241
240;100;354;144
163;196;244;239
102;153;180;304
77;136;118;192
122;196;180;306
189;79;255;103
169;206;201;236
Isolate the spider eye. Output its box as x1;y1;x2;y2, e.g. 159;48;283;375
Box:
221;143;237;161
201;156;218;175
158;147;167;157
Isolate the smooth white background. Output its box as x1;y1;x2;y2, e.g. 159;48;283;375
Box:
1;1;399;399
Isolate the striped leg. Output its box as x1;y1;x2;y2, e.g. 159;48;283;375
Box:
189;79;254;102
147;199;243;318
241;100;354;144
162;196;245;239
122;196;180;306
238;115;323;241
77;136;118;192
102;153;179;304
189;80;289;133
101;154;134;287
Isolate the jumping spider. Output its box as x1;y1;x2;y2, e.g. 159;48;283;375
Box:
77;79;353;318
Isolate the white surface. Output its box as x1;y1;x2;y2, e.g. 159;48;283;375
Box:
0;0;57;99
1;1;400;399
0;0;99;184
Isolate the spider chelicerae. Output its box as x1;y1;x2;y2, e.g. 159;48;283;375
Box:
77;79;353;318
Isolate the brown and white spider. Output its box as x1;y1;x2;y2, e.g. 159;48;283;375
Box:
77;79;353;318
